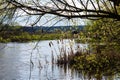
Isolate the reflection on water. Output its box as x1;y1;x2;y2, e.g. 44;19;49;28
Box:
0;40;119;80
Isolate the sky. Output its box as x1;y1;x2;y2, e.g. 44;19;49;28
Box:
15;14;86;26
13;0;88;26
8;0;112;26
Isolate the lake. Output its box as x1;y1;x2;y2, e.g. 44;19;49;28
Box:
0;39;119;80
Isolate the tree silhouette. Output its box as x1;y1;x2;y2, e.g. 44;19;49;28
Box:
0;0;120;24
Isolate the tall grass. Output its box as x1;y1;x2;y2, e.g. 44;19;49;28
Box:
49;39;120;79
49;39;84;64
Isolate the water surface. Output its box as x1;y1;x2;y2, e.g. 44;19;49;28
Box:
0;40;119;80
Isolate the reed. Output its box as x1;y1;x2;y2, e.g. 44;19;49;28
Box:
49;40;120;79
49;39;84;65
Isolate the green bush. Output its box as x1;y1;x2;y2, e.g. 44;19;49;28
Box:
69;52;120;78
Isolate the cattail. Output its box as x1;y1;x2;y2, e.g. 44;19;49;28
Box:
49;42;51;47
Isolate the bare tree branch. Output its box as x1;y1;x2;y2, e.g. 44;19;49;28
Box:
1;0;120;25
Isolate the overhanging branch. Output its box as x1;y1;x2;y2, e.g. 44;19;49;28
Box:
3;0;120;21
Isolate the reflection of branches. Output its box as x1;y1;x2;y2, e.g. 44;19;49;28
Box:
1;0;120;79
28;17;65;80
0;44;7;51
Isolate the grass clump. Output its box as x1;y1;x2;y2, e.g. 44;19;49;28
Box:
55;43;120;79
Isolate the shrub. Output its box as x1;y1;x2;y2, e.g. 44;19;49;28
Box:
69;52;120;78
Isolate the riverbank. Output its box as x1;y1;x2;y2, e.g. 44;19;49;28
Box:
0;31;73;43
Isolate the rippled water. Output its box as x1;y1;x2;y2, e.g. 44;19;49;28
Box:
0;40;119;80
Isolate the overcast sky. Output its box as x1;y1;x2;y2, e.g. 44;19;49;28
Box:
13;0;89;26
15;14;86;26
